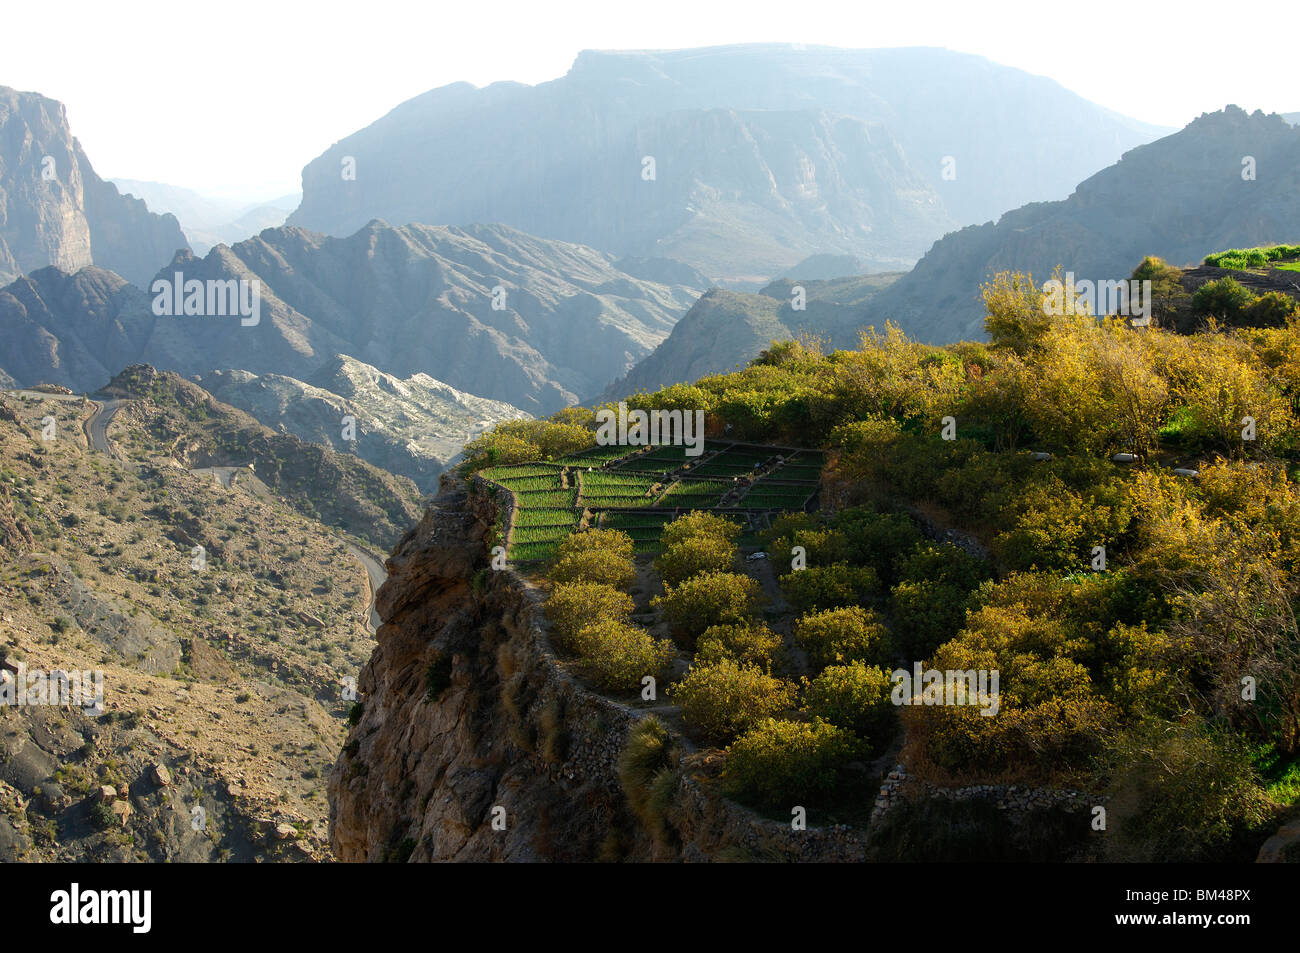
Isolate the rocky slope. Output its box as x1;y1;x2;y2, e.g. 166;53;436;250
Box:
603;272;900;398
0;221;702;414
0;86;188;287
862;106;1300;343
289;44;1162;283
103;365;423;549
0;388;395;861
197;355;528;493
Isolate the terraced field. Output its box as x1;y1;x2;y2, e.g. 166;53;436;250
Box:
479;441;824;563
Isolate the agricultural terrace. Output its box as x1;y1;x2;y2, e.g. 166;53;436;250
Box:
478;440;824;562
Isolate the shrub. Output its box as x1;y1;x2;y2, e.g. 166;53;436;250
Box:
671;659;794;744
834;510;924;585
765;526;850;567
660;511;742;550
793;606;890;669
890;580;970;659
652;572;765;641
992;476;1132;573
618;716;680;836
1241;290;1300;326
695;622;784;668
1130;256;1184;301
722;718;862;809
1095;719;1276;862
982;269;1053;355
654;535;736;586
461;419;594;471
89;800;118;831
802;662;896;751
896;542;989;591
424;653;453;701
779;563;878;613
546;582;634;650
550;548;637;588
572;620;676;693
1191;276;1254;319
554;529;634;563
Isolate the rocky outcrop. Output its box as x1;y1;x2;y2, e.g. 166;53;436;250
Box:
198;356;529;493
1256;818;1300;862
0;86;187;287
872;763;1103;825
328;477;877;861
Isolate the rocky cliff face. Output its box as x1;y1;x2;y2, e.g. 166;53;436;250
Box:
0;86;188;287
328;478;874;862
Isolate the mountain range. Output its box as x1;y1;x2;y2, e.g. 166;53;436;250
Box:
288;44;1164;283
0;220;703;412
857;106;1300;342
604;272;900;397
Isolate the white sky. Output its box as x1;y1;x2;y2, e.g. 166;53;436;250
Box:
5;0;1296;202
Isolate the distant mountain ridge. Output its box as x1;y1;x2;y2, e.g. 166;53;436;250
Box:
289;44;1163;282
858;106;1300;342
603;271;901;398
0;86;189;286
0;220;702;413
110;179;300;255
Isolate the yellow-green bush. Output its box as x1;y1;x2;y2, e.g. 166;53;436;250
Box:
721;718;862;809
462;418;594;471
551;547;637;588
654;534;737;586
802;662;896;751
660;510;742;550
554;528;635;563
572;619;676;693
793;605;889;670
652;571;765;641
671;659;795;744
779;564;879;614
545;582;634;650
695;622;784;668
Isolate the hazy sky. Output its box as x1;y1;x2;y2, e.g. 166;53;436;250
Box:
6;0;1296;201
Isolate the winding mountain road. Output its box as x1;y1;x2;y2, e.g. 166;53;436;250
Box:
86;399;125;457
342;543;386;633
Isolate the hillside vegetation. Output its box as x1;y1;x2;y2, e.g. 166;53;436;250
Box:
465;262;1300;861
